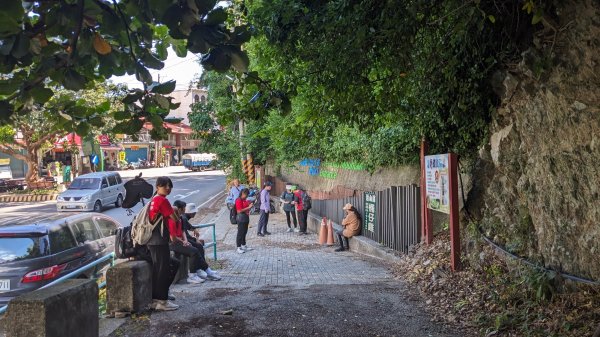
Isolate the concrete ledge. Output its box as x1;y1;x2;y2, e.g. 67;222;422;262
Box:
5;279;99;337
0;194;58;203
307;212;402;263
106;261;152;315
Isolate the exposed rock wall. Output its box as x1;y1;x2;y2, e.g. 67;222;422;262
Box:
469;0;600;279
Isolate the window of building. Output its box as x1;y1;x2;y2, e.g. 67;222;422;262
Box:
194;95;199;103
200;95;206;103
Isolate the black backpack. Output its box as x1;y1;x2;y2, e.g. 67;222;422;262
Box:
302;191;312;210
114;225;137;259
229;202;238;224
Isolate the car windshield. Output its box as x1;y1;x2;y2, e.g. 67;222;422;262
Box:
0;237;48;264
68;178;101;190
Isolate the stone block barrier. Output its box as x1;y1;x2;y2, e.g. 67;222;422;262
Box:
0;193;58;203
5;279;99;337
106;261;152;316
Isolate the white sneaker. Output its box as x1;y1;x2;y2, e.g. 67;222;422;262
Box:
286;228;293;232
154;300;179;311
294;228;300;233
237;247;245;254
149;299;158;310
241;245;253;251
207;271;222;281
196;269;208;279
187;274;205;284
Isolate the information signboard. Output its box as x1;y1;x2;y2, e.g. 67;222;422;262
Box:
363;191;377;232
425;154;450;214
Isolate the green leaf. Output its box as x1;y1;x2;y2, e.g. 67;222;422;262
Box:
0;80;20;95
229;49;249;72
201;47;230;72
194;0;217;15
0;0;23;38
113;110;131;120
154;94;170;109
29;86;54;104
123;90;144;104
135;62;153;85
531;10;543;25
63;69;87;90
187;25;210;53
75;122;90;136
0;100;14;122
229;25;252;45
150;80;176;94
204;7;227;26
141;51;165;70
11;34;30;59
0;36;16;55
173;41;188;57
488;15;496;24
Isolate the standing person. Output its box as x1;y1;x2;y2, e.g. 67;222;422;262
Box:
294;187;307;235
235;188;254;254
280;184;298;232
147;176;181;311
335;203;362;252
256;181;273;236
63;161;72;186
226;178;244;209
172;201;222;281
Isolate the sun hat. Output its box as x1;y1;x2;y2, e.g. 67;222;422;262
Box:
185;203;198;213
343;203;353;210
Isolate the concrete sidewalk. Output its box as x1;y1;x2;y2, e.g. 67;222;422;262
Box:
108;209;460;337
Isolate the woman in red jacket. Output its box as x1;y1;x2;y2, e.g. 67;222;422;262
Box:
235;188;254;254
147;176;181;311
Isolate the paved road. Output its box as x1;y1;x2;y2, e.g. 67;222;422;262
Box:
0;166;226;227
108;211;460;337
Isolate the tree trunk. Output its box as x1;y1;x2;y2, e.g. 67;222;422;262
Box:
24;147;40;183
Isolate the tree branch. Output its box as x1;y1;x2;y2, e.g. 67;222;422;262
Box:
31;132;59;149
0;143;27;161
69;0;86;63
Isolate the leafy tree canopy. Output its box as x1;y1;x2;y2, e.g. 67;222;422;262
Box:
0;0;251;139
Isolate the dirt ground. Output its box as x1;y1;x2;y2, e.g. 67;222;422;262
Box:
109;282;462;337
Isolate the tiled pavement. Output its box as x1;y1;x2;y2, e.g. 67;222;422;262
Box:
174;209;393;290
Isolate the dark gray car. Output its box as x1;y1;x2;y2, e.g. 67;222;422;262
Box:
0;213;119;307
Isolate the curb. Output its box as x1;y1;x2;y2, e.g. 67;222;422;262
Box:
0;194;58;203
306;212;403;263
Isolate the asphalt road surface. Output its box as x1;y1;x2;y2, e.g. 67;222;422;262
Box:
0;166;227;227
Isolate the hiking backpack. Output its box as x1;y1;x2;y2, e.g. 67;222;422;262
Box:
114;225;136;259
130;199;164;246
229;204;238;224
302;191;312;210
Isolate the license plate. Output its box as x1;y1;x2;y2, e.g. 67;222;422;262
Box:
65;205;77;209
0;279;9;291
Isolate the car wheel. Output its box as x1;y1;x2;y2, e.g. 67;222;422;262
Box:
93;200;102;212
115;194;123;208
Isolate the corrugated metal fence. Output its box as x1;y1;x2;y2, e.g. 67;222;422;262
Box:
311;185;421;253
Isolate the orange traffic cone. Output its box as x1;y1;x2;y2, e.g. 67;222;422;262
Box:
326;219;335;246
319;217;328;245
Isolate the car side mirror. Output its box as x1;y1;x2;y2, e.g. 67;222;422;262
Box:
102;184;108;189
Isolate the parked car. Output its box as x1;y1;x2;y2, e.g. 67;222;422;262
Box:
56;172;126;212
0;213;119;307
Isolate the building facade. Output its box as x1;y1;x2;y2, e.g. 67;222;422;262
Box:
168;88;207;124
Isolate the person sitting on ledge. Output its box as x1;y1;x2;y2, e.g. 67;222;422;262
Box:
335;203;362;252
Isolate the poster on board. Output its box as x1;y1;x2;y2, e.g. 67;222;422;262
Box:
425;154;450;214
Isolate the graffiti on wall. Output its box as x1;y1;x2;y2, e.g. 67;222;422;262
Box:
299;159;365;179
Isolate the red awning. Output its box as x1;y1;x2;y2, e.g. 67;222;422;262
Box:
54;133;82;148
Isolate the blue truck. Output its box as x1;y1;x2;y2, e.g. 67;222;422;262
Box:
182;153;216;171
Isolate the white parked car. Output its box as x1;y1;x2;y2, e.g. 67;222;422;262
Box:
57;172;126;212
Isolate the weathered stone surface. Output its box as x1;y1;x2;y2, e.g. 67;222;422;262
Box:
106;261;152;315
469;0;600;280
5;279;99;337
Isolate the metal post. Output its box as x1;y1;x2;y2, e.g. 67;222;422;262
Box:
420;139;432;244
212;224;217;260
448;153;461;271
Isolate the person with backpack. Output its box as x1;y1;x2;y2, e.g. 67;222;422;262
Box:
335;203;362;252
256;181;273;236
172;200;221;281
280;184;299;232
235;188;254;254
147;176;181;311
294;187;308;235
226;178;244;209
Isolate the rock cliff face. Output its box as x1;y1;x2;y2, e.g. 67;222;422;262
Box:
469;0;600;279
